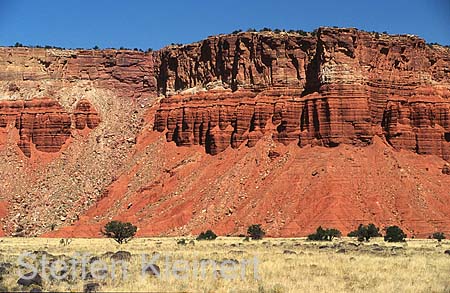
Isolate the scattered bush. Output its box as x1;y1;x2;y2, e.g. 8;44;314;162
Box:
14;42;23;47
196;230;217;240
308;226;342;241
432;232;446;242
177;238;187;245
232;29;242;34
384;225;406;242
93;45;99;50
296;29;308;36
247;28;257;32
32;45;64;50
348;223;381;242
59;238;72;246
102;220;137;244
308;226;325;241
287;29;308;36
366;223;382;239
247;224;265;240
260;27;272;32
326;228;342;240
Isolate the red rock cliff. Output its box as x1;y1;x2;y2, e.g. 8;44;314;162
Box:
1;27;450;238
0;98;100;157
0;47;158;235
154;28;450;159
0;47;156;98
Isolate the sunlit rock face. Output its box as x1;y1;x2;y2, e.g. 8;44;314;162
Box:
1;27;450;238
154;28;450;159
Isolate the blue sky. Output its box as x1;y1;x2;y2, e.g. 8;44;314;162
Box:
0;0;449;49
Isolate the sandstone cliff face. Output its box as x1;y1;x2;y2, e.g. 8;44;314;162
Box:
74;99;101;130
154;28;450;159
0;47;156;158
0;47;156;98
1;27;450;238
154;33;315;93
0;47;158;235
0;98;100;157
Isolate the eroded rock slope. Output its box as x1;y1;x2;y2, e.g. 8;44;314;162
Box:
0;27;449;237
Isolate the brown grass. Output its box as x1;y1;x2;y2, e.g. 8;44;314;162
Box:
0;237;449;292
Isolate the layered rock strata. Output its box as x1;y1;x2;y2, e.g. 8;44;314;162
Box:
0;47;156;98
154;28;450;159
0;98;100;157
0;27;450;238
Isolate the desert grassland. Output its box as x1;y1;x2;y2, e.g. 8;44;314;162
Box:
0;237;449;292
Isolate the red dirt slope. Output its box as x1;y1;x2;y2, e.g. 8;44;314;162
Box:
47;130;450;238
1;27;450;238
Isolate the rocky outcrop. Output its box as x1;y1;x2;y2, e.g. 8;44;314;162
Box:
443;164;450;175
2;28;449;159
0;98;100;157
74;99;101;130
154;33;315;94
1;27;450;238
0;47;152;158
154;28;450;159
0;48;156;98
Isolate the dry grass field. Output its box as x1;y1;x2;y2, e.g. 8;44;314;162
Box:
0;237;449;292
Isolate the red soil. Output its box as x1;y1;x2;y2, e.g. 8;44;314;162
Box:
2;28;450;238
46;132;450;239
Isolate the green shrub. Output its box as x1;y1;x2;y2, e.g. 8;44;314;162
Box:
308;226;326;241
326;228;342;240
196;230;217;240
308;226;341;241
177;238;187;245
247;224;265;240
432;232;446;242
348;223;381;242
287;29;308;36
384;225;406;242
103;220;137;244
